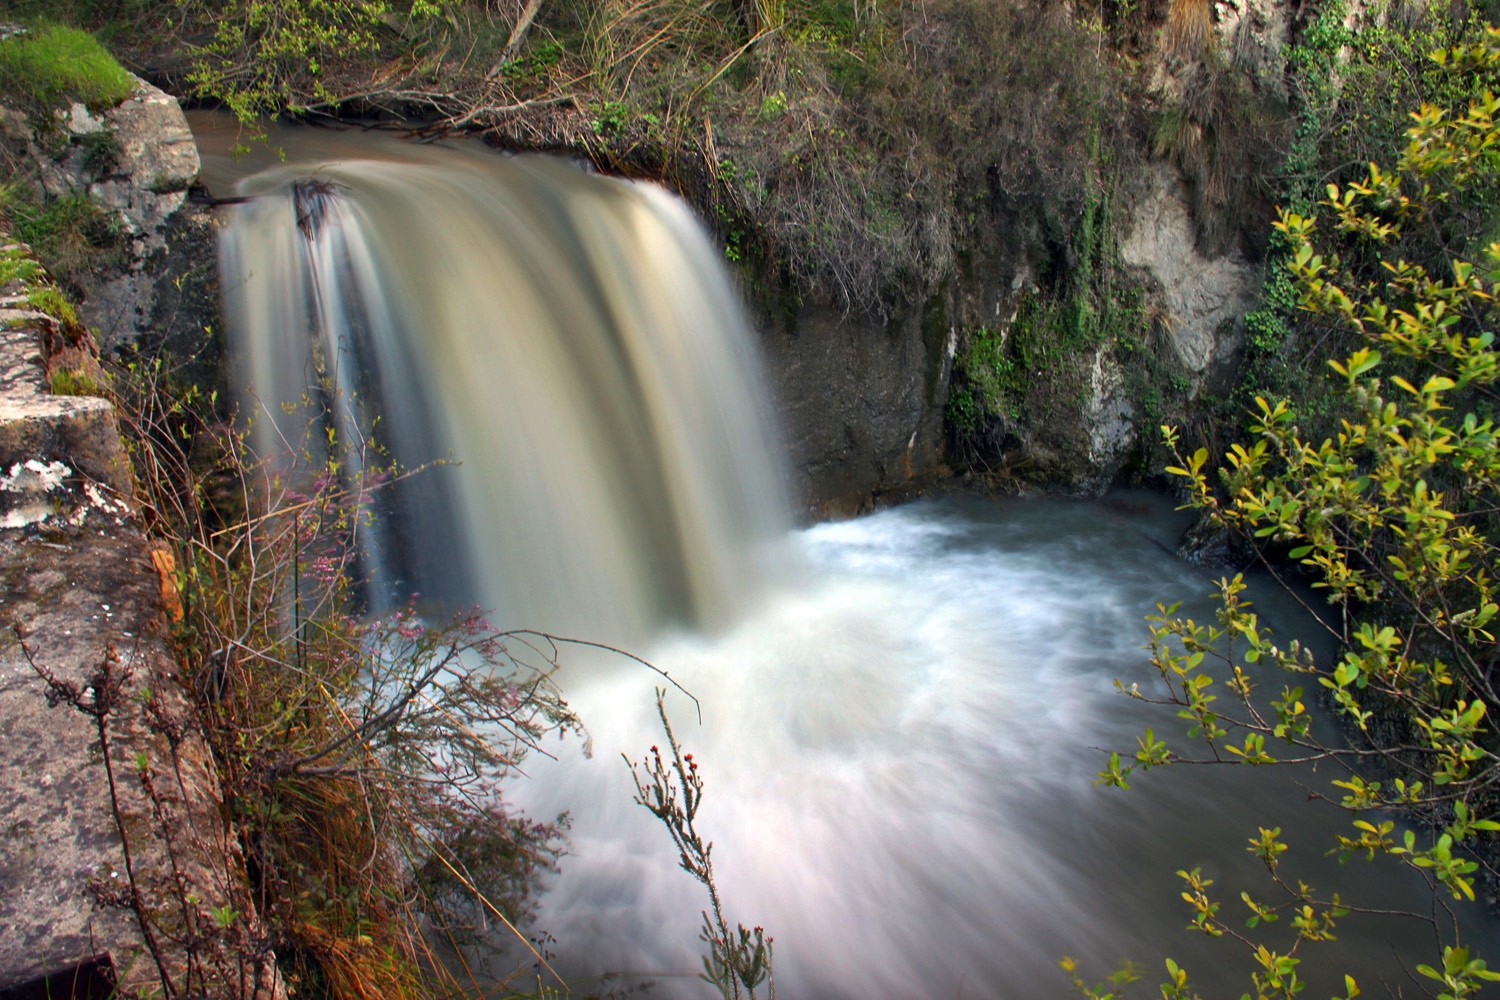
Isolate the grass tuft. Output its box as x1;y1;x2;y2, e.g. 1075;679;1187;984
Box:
0;245;40;287
27;282;78;325
49;364;107;397
1164;0;1211;63
0;23;136;111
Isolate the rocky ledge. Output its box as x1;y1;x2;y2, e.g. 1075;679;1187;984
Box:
0;76;274;994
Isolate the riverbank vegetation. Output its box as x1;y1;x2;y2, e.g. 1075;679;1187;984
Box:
1086;16;1500;1000
105;348;586;998
2;0;1146;313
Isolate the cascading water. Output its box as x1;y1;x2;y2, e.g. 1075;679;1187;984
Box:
219;144;788;641
201;120;1500;999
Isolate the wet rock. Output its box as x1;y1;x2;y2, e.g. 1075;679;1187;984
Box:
1083;344;1137;492
81;200;219;353
1177;513;1250;568
1121;162;1259;383
760;296;951;517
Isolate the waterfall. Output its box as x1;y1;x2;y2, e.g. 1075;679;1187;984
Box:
218;148;789;642
206;129;1500;999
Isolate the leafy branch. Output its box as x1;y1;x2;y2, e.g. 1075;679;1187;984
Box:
1083;23;1500;1000
626;690;774;1000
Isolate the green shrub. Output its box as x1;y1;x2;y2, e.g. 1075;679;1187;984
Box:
0;187;126;284
951;323;1024;423
1091;24;1500;999
98;357;582;998
0;24;135;111
187;0;397;128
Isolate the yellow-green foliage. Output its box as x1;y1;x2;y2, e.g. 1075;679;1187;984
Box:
1090;25;1500;1000
187;0;409;133
0;24;135;111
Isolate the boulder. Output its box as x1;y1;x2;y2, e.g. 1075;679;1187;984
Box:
25;73;208;350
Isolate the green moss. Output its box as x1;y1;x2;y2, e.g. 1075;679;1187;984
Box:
945;382;980;434
149;173;191;194
0;247;40;287
0;24;135;111
952;322;1026;423
949;189;1146;439
78;129;120;174
943;164;1197;475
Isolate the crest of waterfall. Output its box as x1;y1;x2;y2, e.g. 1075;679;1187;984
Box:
218;150;790;642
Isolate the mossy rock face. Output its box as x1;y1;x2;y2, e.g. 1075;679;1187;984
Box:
938;170;1200;492
0;192;127;288
0;30;204;349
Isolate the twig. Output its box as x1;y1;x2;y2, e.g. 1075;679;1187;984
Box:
514;631;702;723
20;635;179;999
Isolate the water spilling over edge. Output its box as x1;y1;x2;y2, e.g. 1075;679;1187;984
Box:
218;148;790;643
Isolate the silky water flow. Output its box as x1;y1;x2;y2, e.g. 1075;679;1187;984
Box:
208;124;1500;999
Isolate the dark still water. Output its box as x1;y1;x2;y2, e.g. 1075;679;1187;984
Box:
191;114;1500;999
